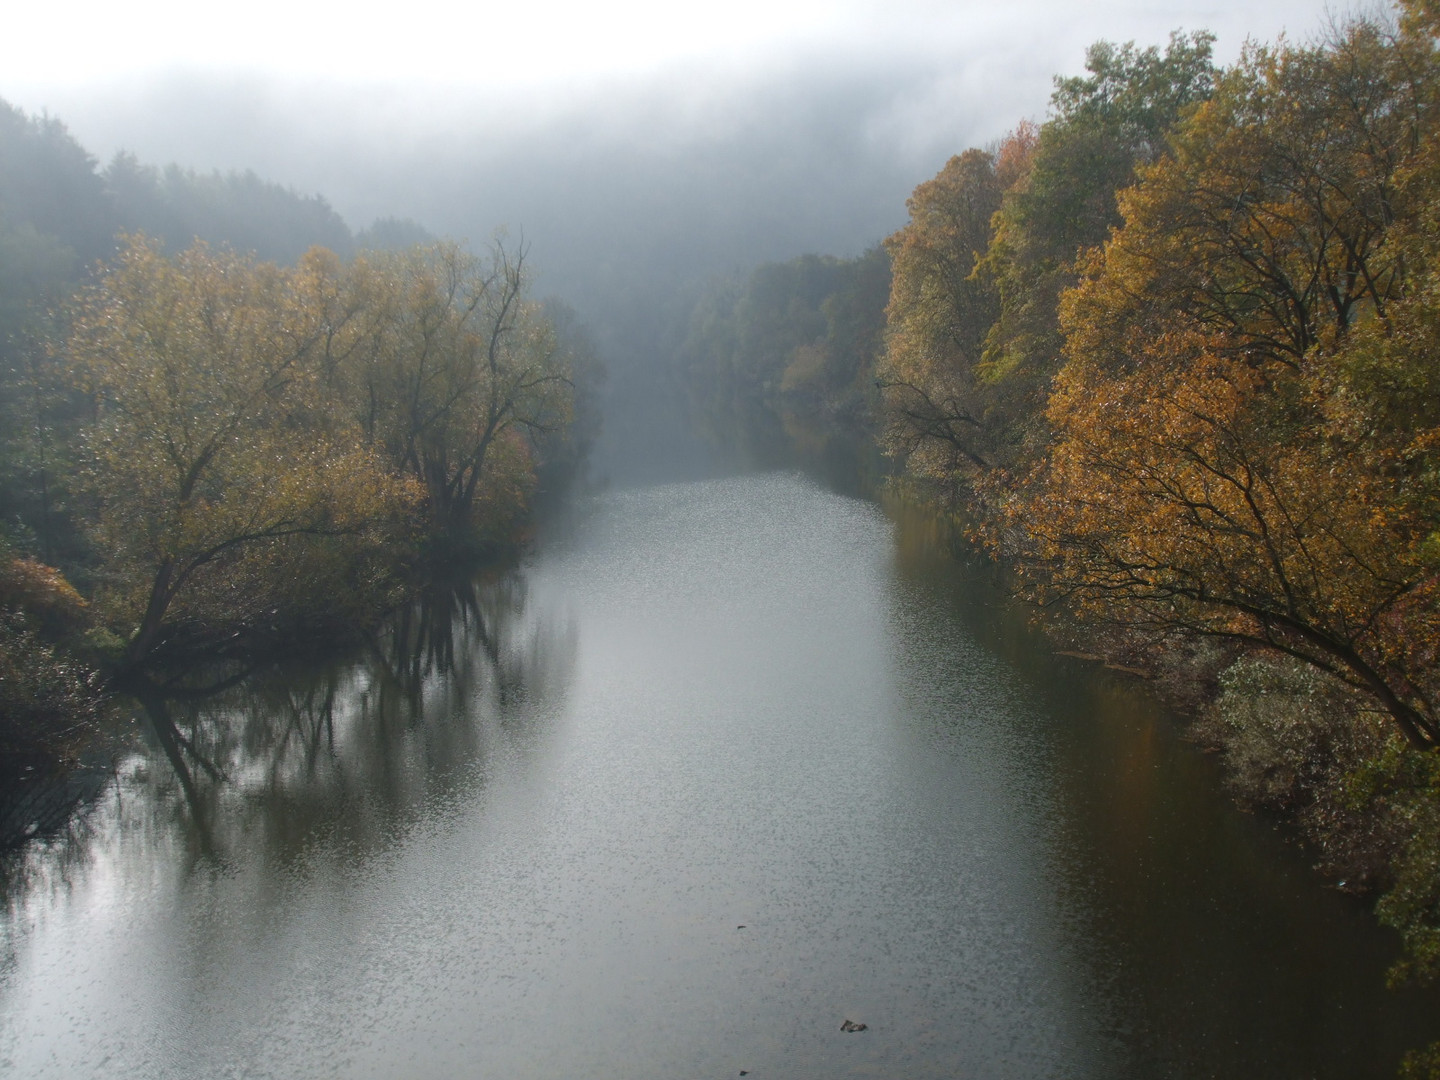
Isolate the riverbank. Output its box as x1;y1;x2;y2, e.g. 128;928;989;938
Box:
849;468;1440;1077
0;526;537;850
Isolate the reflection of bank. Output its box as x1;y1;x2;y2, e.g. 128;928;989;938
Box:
0;755;111;854
116;571;577;869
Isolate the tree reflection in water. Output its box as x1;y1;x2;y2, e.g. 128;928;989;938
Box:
10;571;575;888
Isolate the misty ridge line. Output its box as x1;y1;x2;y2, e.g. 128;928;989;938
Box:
0;51;1104;307
0;0;1331;332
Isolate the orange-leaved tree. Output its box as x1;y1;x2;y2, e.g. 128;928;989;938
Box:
1019;12;1440;748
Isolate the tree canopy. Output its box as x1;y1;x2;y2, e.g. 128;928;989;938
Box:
866;8;1440;1038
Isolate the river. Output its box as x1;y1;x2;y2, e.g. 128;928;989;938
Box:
1;472;1436;1078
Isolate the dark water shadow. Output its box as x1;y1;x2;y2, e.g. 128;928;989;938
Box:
0;570;577;896
884;498;1440;1079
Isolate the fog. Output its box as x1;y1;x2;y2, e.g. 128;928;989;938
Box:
1;0;1342;481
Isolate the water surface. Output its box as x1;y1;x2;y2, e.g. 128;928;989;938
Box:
1;473;1435;1077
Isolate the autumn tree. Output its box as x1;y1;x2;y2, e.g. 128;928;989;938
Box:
348;241;573;544
979;32;1215;400
879;141;1016;488
1019;12;1440;749
69;237;415;668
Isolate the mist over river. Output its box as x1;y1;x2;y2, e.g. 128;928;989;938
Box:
1;472;1436;1078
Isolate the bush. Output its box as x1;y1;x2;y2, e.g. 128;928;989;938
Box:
1197;653;1404;890
1199;651;1440;1018
1202;656;1386;809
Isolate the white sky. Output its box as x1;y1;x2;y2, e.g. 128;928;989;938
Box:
4;0;1348;99
0;0;1356;253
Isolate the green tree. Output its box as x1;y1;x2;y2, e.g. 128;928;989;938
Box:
0;224;86;563
0;101;118;265
979;32;1215;396
104;155;355;265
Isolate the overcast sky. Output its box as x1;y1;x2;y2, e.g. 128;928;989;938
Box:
1;1;1357;269
1;0;1357;313
5;0;1350;137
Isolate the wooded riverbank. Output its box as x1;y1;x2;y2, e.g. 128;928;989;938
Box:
676;8;1440;1072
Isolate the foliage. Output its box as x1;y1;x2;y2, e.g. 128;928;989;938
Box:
0;95;388;572
531;298;606;502
1202;655;1382;811
879;143;1011;487
978;31;1215;393
67;237;420;667
0;101;117;264
1;97;366;273
682;247;890;463
0;544;102;759
104;155;356;265
1196;654;1405;887
1061;23;1431;377
1401;1043;1440;1080
0;97;589;832
347;241;574;543
1362;743;1440;987
1021;14;1440;750
0;554;89;637
355;216;436;252
1023;335;1440;745
0;194;579;674
867;5;1440;1034
878;31;1216;493
0;227;85;567
0;610;103;758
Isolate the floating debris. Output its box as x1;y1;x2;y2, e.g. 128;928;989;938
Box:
840;1020;868;1033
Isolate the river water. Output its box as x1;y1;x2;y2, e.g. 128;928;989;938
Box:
1;472;1437;1078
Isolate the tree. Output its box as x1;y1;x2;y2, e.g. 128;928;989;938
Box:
355;216;435;252
103;155;356;265
0;100;118;265
348;241;573;542
1026;337;1440;747
979;32;1215;392
879;144;1010;485
0;224;86;563
1020;14;1440;749
679;249;890;468
1062;22;1430;381
68;237;414;668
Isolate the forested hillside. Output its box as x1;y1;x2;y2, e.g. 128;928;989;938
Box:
678;248;889;481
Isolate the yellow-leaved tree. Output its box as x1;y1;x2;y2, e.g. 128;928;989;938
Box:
1018;13;1440;748
70;237;418;669
346;241;573;545
880;145;1012;485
